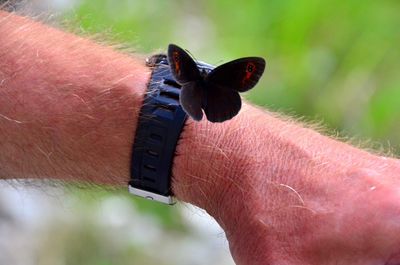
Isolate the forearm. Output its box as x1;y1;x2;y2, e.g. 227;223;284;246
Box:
0;11;149;185
174;102;399;210
2;11;400;265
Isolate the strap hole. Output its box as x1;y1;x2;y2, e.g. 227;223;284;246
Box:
156;104;174;113
163;78;181;88
144;164;156;171
160;90;179;101
147;150;159;157
150;133;163;141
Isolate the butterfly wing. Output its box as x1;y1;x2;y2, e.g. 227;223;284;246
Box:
180;82;204;121
206;57;265;92
203;57;265;122
167;44;201;85
203;84;241;123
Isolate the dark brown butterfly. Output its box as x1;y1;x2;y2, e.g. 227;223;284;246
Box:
167;44;266;123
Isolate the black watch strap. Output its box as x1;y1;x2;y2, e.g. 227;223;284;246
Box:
129;54;214;204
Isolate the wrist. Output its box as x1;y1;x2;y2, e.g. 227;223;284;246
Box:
172;104;282;263
172;103;276;220
172;102;400;264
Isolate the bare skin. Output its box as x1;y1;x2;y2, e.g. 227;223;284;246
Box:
1;11;400;265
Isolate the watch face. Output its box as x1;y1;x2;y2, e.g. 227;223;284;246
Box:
167;44;266;123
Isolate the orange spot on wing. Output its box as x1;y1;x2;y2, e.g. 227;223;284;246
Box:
242;62;256;84
173;51;181;74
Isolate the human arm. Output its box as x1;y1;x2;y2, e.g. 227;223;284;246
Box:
0;10;148;185
1;11;400;265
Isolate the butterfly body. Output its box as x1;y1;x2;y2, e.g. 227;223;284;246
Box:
168;44;265;123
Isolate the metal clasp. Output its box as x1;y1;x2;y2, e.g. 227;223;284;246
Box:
128;185;176;205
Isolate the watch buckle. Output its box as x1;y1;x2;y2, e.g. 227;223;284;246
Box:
128;185;176;205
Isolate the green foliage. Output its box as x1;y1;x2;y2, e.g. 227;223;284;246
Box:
66;0;400;153
68;185;188;231
38;215;173;265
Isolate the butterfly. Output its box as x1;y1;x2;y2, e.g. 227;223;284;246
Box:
167;44;266;123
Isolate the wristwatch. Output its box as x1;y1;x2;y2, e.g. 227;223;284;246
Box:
129;54;214;204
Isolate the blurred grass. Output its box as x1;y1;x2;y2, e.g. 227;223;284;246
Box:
65;0;400;154
69;186;188;231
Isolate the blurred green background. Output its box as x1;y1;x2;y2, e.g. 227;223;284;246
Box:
2;1;400;265
67;0;400;153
